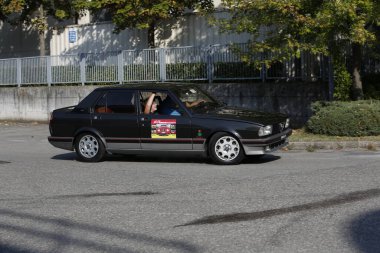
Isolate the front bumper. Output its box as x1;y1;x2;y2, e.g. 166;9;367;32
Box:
241;128;292;155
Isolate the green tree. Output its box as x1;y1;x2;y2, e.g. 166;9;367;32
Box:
0;0;81;56
215;0;380;100
78;0;214;48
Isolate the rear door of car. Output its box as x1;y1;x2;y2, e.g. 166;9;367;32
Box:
91;90;140;150
138;90;192;150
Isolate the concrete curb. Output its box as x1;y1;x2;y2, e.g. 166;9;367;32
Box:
288;141;380;152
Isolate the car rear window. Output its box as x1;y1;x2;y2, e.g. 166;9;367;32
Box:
94;91;136;114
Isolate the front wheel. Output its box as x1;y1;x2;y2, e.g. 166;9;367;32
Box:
75;133;105;162
208;132;245;165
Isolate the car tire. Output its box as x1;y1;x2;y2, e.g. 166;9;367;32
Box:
75;133;105;162
208;132;245;165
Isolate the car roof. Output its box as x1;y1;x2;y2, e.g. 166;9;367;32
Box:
93;82;201;92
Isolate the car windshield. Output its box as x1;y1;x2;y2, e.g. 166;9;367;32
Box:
172;86;222;113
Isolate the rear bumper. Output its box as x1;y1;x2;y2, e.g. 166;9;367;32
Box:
241;129;292;155
48;137;74;151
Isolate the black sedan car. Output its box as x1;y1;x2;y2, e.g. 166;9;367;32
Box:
48;83;292;165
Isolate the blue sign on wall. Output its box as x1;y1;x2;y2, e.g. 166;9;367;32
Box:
68;28;77;43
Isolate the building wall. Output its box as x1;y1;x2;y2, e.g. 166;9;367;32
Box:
0;17;79;59
50;13;251;56
0;22;42;58
156;12;250;48
50;23;149;55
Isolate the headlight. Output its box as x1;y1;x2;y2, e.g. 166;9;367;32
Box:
285;118;290;128
258;125;272;137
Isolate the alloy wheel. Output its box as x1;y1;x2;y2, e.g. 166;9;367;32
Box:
214;136;240;162
78;135;99;159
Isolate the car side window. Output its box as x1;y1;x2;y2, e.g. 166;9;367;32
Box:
139;91;183;116
94;91;136;114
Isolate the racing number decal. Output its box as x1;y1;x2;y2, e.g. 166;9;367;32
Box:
151;119;177;139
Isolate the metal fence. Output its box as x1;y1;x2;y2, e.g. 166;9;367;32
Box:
0;44;327;87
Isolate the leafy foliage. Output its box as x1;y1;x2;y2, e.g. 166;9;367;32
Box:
216;0;379;63
306;100;380;136
0;0;23;19
0;0;81;27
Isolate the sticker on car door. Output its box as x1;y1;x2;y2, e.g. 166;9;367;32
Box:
151;119;176;138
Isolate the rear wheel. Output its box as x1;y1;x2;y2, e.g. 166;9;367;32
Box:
75;133;105;162
208;132;244;165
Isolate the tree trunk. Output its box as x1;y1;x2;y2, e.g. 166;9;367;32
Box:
39;32;46;56
351;43;364;100
38;6;46;56
148;22;155;48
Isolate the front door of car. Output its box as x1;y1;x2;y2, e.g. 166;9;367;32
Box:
138;91;192;150
91;90;140;150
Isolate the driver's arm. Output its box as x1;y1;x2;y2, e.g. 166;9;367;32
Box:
144;93;156;114
185;99;206;108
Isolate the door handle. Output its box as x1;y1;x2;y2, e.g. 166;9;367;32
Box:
140;117;149;121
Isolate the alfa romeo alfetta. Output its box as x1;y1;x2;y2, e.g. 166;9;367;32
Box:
48;83;291;165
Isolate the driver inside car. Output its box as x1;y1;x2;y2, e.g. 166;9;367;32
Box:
158;96;181;116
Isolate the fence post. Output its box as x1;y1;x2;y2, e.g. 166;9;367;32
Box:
80;53;86;86
261;64;267;83
47;56;52;87
301;52;306;81
321;55;328;82
319;54;324;81
16;58;22;87
287;58;294;81
159;48;166;82
118;51;124;84
328;56;334;101
207;46;214;84
261;53;267;83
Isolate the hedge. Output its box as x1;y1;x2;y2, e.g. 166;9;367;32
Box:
306;100;380;136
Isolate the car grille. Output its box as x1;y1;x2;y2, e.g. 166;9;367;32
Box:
272;122;287;134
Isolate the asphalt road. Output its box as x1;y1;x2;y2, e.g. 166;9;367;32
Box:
0;123;379;253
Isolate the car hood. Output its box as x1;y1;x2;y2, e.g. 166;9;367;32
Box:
193;106;288;125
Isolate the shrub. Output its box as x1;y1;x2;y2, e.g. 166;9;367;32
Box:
306;100;380;136
333;62;351;101
124;64;159;81
166;63;206;79
214;62;260;79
